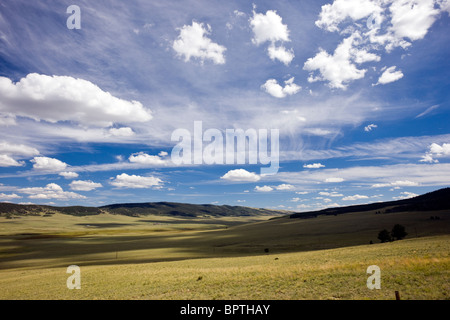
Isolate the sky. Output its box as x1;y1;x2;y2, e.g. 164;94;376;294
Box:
0;0;449;211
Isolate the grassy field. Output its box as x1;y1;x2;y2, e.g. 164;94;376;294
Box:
0;209;449;299
0;235;448;300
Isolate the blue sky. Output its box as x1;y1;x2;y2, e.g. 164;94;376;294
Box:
0;0;449;211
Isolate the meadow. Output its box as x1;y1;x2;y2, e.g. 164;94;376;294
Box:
0;209;449;299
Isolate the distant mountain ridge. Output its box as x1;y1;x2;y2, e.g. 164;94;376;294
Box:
99;202;284;217
1;187;449;218
0;201;286;218
290;187;450;219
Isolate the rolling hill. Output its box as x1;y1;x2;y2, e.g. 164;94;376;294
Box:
0;187;449;219
289;187;450;219
0;201;286;218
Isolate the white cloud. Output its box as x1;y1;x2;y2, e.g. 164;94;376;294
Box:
389;0;440;42
110;173;163;189
69;180;103;191
304;33;370;89
0;73;152;127
0;141;40;167
108;127;135;137
342;194;369;201
310;0;447;88
429;142;450;156
249;10;290;45
128;152;167;166
0;193;22;200
295;191;309;195
18;183;85;200
249;9;294;64
220;169;261;182
319;191;344;197
274;184;294;190
261;77;301;98
415;105;439;118
267;44;294;65
59;171;79;179
420;142;450;163
375;66;404;85
31;156;68;172
372;180;419;188
254;185;274;192
0;141;39;157
0;154;24;167
364;124;378;132
173;21;226;65
315;0;382;32
393;191;419;200
419;153;438;163
275;163;450;188
303;163;325;169
325;177;344;183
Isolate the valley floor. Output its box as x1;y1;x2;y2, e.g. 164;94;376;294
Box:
0;211;449;299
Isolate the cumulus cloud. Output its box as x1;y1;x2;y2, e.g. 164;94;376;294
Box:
375;66;404;85
303;163;325;169
429;142;450;156
319;191;343;197
128;152;168;166
254;185;274;192
250;9;294;64
0;141;39;157
372;180;419;188
267;44;294;65
220;169;261;182
420;142;450;163
0;73;152;127
31;156;68;172
110;173;163;189
173;21;226;64
393;191;419;200
364;124;378;132
261;77;301;98
59;171;79;179
389;0;440;42
108;127;135;137
250;9;290;45
315;0;382;32
69;180;103;191
0;193;22;200
0;141;40;167
0;154;24;167
274;184;294;190
304;33;378;89
18;183;85;200
309;0;448;88
342;194;369;201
